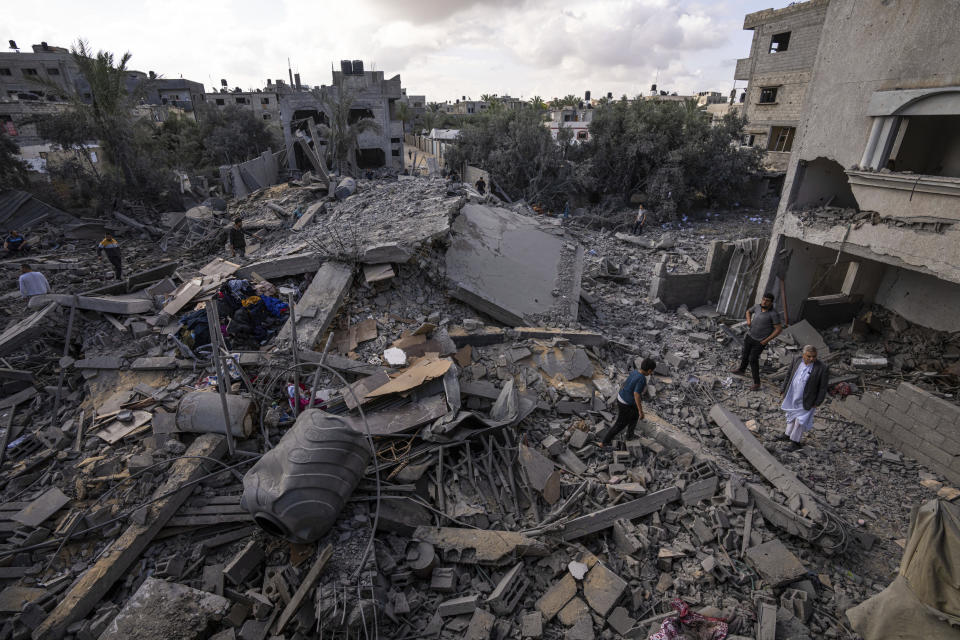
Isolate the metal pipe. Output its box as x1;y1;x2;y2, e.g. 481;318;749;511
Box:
206;301;236;457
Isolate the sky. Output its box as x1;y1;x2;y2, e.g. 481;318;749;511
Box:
6;0;779;103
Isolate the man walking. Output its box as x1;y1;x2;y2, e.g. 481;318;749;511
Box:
600;358;657;446
779;345;830;449
96;234;123;280
229;219;246;258
633;204;647;235
730;292;782;390
18;264;49;298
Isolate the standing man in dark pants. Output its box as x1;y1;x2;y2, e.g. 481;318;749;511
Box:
730;292;783;390
599;358;657;446
229;219;246;258
96;234;123;279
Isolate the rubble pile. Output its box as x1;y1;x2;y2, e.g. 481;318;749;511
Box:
0;175;955;640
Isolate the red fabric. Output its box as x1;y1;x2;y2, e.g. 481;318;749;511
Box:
648;599;728;640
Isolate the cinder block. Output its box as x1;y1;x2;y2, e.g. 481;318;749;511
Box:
923;445;955;469
897;382;930;404
884;406;911;429
911;406;939;430
885;392;913;414
922;394;960;421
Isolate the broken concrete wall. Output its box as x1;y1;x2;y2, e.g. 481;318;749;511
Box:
873;266;960;333
835;382;960;484
220;149;280;198
648;240;735;310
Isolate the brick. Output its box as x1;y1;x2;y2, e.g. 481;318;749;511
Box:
885;392;913;415
921;428;946;447
884;406;911;429
922;446;955;469
911;406;939;430
922;394;960;420
938;435;960;456
897;382;930;404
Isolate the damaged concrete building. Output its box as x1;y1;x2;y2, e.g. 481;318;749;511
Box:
279;60;404;173
734;0;829;176
756;0;960;482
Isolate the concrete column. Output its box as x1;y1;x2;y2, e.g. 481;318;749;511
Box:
841;261;861;295
866;116;901;169
859;118;883;168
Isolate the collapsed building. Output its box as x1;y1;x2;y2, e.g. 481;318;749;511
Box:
754;0;960;487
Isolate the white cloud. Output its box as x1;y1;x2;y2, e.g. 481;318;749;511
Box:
3;0;768;101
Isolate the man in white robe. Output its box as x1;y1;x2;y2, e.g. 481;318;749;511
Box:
780;345;830;447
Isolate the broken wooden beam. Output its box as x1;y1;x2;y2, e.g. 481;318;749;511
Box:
273;543;333;634
709;404;823;523
33;434;226;640
560;487;681;541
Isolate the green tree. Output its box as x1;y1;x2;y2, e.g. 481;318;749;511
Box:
529;96;547;110
426;102;443;113
445;108;578;206
560;94;581;107
397;101;413;134
313;90;383;176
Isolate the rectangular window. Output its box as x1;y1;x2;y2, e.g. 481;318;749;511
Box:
769;32;791;53
215;98;225;106
261;97;270;105
743;133;756;147
390;137;401;144
262;114;271;120
235;97;246;104
46;68;59;75
576;131;588;140
758;87;778;104
768;126;795;152
391;149;400;156
22;68;38;76
0;68;11;76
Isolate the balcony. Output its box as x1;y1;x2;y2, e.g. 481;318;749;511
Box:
734;58;751;81
846;170;960;223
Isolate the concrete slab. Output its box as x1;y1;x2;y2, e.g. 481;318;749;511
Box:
235;253;322;280
745;539;807;587
98;577;230;640
13;487;70;527
275;261;353;351
446;204;582;326
582;562;627;617
536;574;576;621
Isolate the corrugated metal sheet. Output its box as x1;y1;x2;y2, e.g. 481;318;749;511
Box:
716;237;769;318
0;190;76;231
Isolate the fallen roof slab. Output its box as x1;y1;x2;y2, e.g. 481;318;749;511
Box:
275;261;353;351
235;252;322;280
98;577;231;640
446;204;583;326
28;293;153;315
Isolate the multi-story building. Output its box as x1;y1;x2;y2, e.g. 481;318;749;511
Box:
279;60;404;172
546;108;593;143
399;89;425;129
204;88;281;124
756;0;960;333
733;0;830;171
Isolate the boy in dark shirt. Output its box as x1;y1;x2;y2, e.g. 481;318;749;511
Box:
600;358;657;446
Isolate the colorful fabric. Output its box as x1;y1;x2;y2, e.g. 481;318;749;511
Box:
241;295;262;308
261;295;289;317
649;599;728;640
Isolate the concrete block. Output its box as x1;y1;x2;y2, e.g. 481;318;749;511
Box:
607;606;636;635
464;608;496;639
98;578;230;640
535;574;576;621
557;597;590;626
430;567;456;592
521;611;543;638
486;562;528;615
564;615;595;640
745;540;806;587
439;594;479;617
780;588;812;623
582;562;627;617
223;540;265;586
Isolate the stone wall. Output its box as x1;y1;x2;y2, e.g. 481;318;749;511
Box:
834;382;960;483
648;241;735;310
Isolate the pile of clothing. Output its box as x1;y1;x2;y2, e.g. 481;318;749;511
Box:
176;279;290;353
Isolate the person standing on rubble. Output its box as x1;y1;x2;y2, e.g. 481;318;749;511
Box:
475;177;486;195
18;264;49;298
599;358;657;447
730;292;783;390
96;234;123;280
779;345;829;449
229;219;246;258
633;204;648;235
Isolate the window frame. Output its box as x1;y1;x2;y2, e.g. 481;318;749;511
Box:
758;87;779;104
769;31;791;53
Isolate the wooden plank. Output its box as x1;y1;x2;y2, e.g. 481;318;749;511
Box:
32;434;226;640
560;487;681;541
274;544;333;634
160;279;203;317
275;262;353;351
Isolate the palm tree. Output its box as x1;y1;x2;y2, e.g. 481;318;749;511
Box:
426;102;443;113
529;96;547;110
313;90;383;176
397;101;413;134
679;98;709;126
480;93;496;103
420;110;439;135
560;94;580;107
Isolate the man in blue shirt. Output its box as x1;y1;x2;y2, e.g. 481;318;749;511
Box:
600;358;656;446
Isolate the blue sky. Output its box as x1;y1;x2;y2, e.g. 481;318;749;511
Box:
6;0;779;102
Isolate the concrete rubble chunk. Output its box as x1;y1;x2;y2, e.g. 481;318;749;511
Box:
486;562;529;615
521;611;543;638
607;606;636;635
535;574;577;621
413;527;549;565
564;614;595;640
223;539;266;586
98;577;230;640
275;261;353;351
13;487;70;527
446;204;583;326
745;539;807;587
561;487;681;540
557;596;589;626
235;253;322;280
438;594;479;617
583;562;627;616
464;607;496;639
